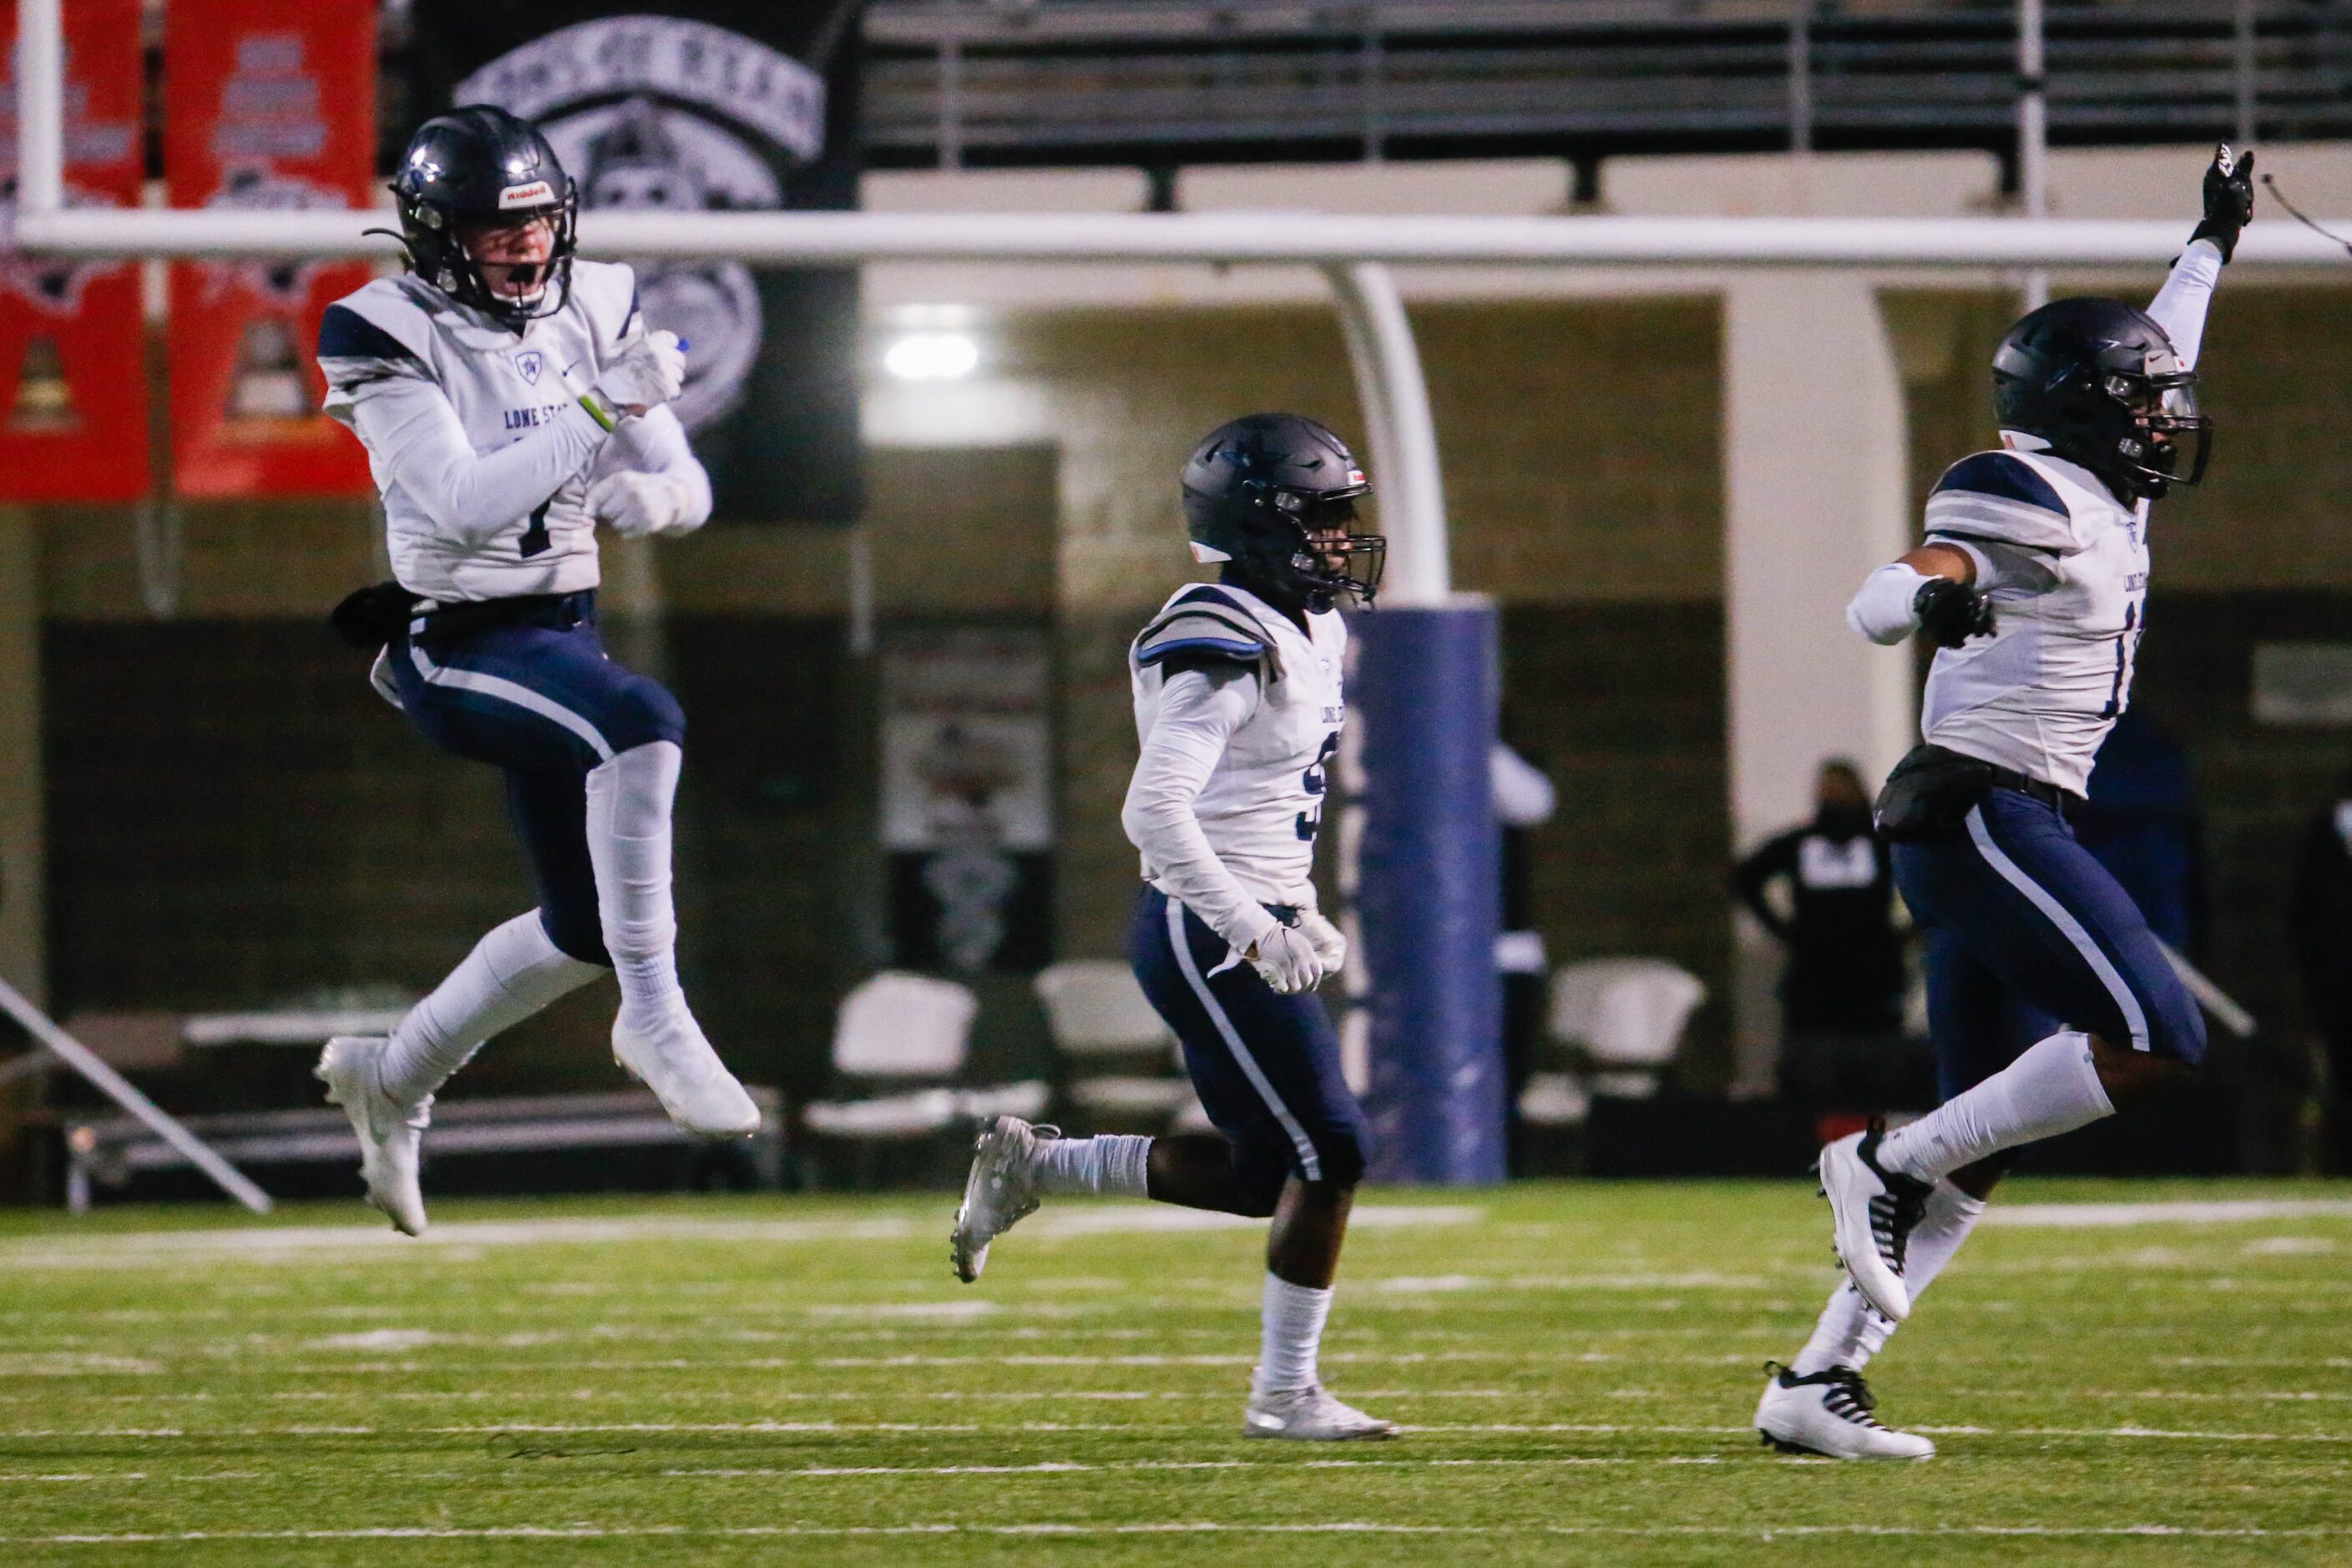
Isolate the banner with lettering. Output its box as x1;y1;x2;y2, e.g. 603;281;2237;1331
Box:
165;0;377;498
415;1;864;524
0;0;149;503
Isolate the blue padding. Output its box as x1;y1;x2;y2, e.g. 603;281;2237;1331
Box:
317;303;423;365
1348;601;1505;1186
1136;635;1265;668
1933;451;2065;513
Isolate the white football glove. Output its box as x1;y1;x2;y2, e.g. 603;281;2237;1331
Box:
588;471;701;539
597;328;685;414
1299;909;1348;976
1249;922;1326;995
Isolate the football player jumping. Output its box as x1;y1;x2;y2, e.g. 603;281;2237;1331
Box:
1758;146;2255;1459
311;106;759;1237
949;414;1393;1441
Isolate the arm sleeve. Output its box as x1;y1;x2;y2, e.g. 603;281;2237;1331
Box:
604;406;714;529
347;376;611;549
1847;562;1927;645
2147;237;2225;371
1732;832;1798;941
1120;666;1280;952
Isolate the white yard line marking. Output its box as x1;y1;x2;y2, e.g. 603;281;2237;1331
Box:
656;1457;1717;1480
7;1418;2349;1443
12;1523;2352;1544
0;1204;1479;1269
1985;1199;2352;1229
1373;1273;1769;1292
1950;1389;2352;1403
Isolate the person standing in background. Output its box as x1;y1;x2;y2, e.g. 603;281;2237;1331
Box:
1733;760;1908;1090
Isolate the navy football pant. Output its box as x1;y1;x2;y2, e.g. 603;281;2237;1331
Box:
1894;786;2206;1105
386;592;685;967
1129;887;1369;1211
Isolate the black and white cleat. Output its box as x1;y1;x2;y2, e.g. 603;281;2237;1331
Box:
1755;1362;1934;1461
1816;1125;1931;1322
949;1116;1053;1283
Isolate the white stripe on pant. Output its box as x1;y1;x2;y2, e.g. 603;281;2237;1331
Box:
1963;804;2151;1052
1164;897;1323;1180
408;644;615;762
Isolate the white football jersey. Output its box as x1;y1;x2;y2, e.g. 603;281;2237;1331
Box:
318;260;641;603
1130;582;1348;906
1918;444;2150;797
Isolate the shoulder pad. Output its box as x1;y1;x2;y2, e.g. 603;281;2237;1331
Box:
317;281;434;367
1134;587;1273;671
1924;450;2078;554
569;260;640;349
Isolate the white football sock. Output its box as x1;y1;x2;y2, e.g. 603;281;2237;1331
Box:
1256;1275;1334;1395
1876;1030;2114;1183
1790;1178;1988;1374
377;911;604;1105
1032;1134;1153;1198
586;741;690;1027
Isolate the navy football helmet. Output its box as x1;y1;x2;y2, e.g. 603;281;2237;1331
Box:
387;106;578;330
1181;413;1384;611
1992;296;2211;501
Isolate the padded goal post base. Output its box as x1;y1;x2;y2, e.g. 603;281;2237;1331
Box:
1343;595;1506;1186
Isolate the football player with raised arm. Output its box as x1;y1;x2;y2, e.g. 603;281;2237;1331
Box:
311;107;758;1236
1757;147;2255;1460
948;414;1393;1441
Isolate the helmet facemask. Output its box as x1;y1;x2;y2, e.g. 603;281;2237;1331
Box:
400;191;578;331
2102;366;2212;498
1203;481;1385;612
1279;491;1387;610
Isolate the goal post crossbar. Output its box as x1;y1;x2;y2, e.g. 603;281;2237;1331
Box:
12;206;2352;269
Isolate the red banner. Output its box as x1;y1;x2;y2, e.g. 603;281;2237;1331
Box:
0;0;150;503
165;0;376;498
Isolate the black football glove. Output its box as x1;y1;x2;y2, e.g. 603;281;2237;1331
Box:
1913;577;1995;649
2190;143;2256;262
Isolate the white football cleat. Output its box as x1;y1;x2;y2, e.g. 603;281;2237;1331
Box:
1818;1125;1930;1323
1244;1383;1398;1442
316;1036;430;1237
951;1115;1051;1283
611;1010;761;1136
1755;1363;1935;1460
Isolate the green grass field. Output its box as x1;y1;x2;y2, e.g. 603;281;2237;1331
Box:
0;1178;2348;1565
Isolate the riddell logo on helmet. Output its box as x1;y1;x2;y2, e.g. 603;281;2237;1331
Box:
1347;468;1365;484
498;180;554;210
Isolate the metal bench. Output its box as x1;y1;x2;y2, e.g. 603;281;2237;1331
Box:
63;1087;788;1212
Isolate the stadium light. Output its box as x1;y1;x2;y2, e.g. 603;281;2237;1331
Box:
883;331;980;380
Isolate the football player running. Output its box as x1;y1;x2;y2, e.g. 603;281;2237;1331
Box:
950;414;1393;1441
311;106;758;1237
1758;146;2255;1459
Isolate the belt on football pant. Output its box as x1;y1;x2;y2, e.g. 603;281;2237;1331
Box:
412;589;596;644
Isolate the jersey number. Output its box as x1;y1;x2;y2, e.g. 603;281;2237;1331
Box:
1296;731;1339;842
519;499;553;559
2100;600;2143;720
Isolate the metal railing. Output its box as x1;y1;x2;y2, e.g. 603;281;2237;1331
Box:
866;0;2347;170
